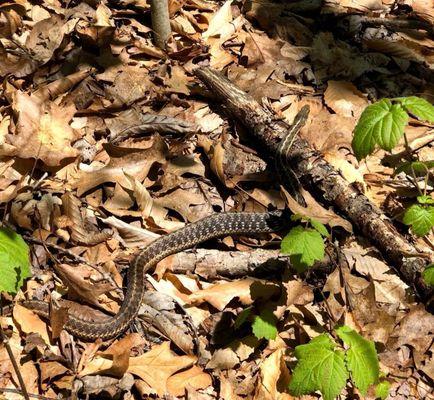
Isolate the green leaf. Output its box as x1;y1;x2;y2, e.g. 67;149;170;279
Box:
417;195;434;205
375;103;408;152
0;228;31;295
422;264;434;287
402;204;434;236
281;226;325;272
252;309;277;340
289;334;349;400
352;99;408;160
375;380;391;400
394;160;434;177
336;325;379;395
398;96;434;122
310;218;329;237
234;307;252;330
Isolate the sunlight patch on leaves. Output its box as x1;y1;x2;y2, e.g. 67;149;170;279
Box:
0;228;31;294
336;326;379;395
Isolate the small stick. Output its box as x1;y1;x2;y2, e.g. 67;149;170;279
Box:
0;320;30;400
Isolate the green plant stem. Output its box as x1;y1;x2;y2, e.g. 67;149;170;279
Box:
0;319;30;400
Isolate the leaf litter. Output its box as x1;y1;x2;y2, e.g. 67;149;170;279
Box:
0;0;433;399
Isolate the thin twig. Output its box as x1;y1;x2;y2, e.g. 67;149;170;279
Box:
0;317;31;400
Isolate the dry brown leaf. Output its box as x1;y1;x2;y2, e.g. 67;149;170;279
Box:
324;0;385;12
206;347;239;370
389;305;434;356
281;187;353;232
13;304;51;345
155;185;214;222
79;333;145;377
365;38;428;64
346;280;396;344
99;64;156;106
101;215;160;247
219;372;243;400
26;14;68;64
127;341;196;396
324;81;368;118
410;0;434;24
202;0;233;39
55;263;116;309
39;361;70;388
75;136;167;196
6;360;39;400
230;335;259;361
166;365;212;396
7;91;79;166
344;246;408;304
254;348;292;400
187;279;280;310
62;192;112;245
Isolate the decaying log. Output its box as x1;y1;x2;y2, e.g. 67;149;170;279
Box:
195;67;433;301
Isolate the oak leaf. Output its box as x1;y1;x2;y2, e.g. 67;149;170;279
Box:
7;91;79;166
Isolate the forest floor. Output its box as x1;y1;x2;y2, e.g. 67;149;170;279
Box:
0;0;433;399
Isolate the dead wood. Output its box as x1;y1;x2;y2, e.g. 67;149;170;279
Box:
164;248;335;279
194;67;433;302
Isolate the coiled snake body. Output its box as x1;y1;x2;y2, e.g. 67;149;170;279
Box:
24;107;309;341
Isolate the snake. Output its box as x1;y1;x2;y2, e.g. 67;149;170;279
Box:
23;106;310;341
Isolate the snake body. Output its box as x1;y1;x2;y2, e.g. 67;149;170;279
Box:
24;212;287;340
24;107;309;341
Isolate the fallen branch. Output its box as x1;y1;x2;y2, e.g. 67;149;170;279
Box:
162;248;335;279
194;67;433;301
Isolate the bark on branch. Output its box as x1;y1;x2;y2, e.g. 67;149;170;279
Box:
194;67;433;302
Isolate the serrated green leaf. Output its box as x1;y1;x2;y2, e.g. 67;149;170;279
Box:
352;100;391;160
375;103;408;152
310;218;329;237
417;195;434;205
352;99;408;160
289;333;349;400
234;307;252;330
375;380;391;400
281;226;325;272
252;309;277;340
336;325;379;395
422;264;434;287
398;96;434;122
402;204;434;236
394;160;434;177
0;228;31;295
